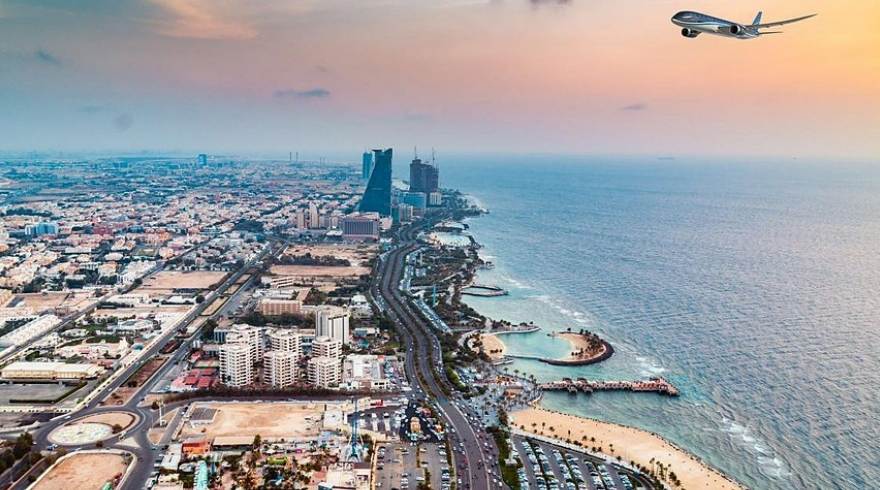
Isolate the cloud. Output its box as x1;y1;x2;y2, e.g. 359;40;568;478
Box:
273;88;331;99
620;103;647;111
114;113;133;131
148;0;257;40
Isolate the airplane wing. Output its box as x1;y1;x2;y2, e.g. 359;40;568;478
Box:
754;14;816;29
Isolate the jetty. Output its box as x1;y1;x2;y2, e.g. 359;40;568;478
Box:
461;284;509;297
539;377;679;397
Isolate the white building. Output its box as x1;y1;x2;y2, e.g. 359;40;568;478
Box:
307;356;340;388
219;342;254;387
225;324;265;360
312;336;342;360
1;361;103;380
263;351;298;388
267;329;302;358
315;306;350;345
343;354;391;391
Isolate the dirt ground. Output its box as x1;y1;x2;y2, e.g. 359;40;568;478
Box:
137;270;226;290
13;291;92;311
78;412;135;430
32;452;129;490
180;402;335;441
269;264;370;278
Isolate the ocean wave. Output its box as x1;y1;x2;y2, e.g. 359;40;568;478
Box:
635;355;668;377
720;417;791;480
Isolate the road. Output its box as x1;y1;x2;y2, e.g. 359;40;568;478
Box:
371;222;500;490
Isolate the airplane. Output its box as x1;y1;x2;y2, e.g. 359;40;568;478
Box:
671;10;816;39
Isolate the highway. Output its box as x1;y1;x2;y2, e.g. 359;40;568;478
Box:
371;222;500;490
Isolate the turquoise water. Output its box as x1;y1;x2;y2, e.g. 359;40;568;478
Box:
430;156;880;490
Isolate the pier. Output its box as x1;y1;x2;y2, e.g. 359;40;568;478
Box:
461;284;509;297
539;377;679;397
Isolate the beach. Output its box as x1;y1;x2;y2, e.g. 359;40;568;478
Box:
556;331;608;363
479;333;507;361
511;407;743;490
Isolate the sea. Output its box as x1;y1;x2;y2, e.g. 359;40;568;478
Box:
429;155;880;490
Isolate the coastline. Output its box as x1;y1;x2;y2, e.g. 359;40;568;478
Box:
511;407;745;490
459;205;742;489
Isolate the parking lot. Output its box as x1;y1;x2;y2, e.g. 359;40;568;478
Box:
512;435;654;490
375;442;422;490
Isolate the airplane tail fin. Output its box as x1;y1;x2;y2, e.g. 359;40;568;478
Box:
752;11;763;25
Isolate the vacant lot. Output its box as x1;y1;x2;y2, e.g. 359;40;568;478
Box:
138;271;226;291
181;402;335;441
12;291;92;312
32;452;129;490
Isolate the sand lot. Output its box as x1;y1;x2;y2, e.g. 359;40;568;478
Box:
12;291;92;311
78;412;135;430
181;402;344;441
32;452;129;490
271;244;376;279
138;271;226;291
269;264;370;278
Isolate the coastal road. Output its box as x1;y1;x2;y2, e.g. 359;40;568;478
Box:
372;221;498;490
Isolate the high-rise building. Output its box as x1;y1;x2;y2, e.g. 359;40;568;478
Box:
308;202;321;229
362;152;373;180
263;351;298;387
359;148;392;216
219;343;254;387
308;356;341;388
26;222;59;237
409;157;439;194
315;306;350;345
267;329;302;358
312;336;342;360
197;153;208;165
225;324;264;361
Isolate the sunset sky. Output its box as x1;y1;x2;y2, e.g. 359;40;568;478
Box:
1;0;878;159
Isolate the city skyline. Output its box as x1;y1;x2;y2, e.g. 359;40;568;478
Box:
1;0;878;159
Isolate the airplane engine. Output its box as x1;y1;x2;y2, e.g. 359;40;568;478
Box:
681;28;700;38
729;24;743;35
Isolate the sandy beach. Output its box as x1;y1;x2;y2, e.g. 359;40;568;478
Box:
479;333;507;361
511;407;743;490
557;331;607;362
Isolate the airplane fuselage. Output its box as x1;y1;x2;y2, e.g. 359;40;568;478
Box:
671;11;759;39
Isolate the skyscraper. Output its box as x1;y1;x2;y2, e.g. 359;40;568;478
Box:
409;157;439;194
359;148;392;216
362;151;373;180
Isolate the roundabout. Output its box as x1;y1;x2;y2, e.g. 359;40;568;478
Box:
48;411;138;446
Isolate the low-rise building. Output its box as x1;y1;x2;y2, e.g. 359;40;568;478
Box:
1;361;103;380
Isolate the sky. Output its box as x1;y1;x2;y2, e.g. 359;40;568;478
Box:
0;0;878;160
